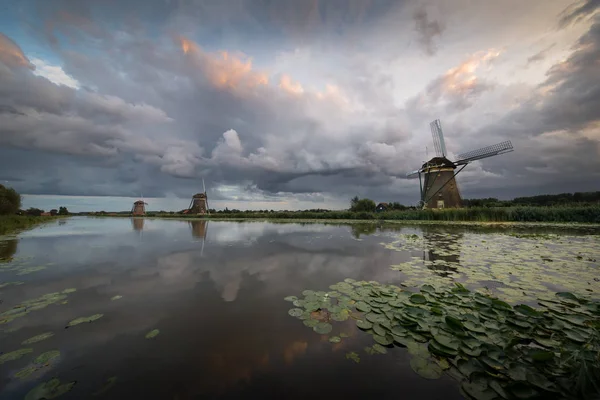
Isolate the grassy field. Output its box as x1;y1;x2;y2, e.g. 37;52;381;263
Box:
0;215;63;236
120;205;600;224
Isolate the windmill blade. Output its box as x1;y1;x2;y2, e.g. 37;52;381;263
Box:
406;169;422;178
455;140;514;164
430;119;447;158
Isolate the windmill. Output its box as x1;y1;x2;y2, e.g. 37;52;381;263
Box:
407;119;514;209
189;178;210;215
131;193;148;216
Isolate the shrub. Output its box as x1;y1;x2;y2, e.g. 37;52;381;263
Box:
0;184;22;215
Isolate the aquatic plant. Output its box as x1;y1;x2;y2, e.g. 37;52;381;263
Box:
286;280;600;399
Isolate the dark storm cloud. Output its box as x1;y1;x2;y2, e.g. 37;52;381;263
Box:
526;43;556;65
2;0;600;206
558;0;599;28
413;7;445;56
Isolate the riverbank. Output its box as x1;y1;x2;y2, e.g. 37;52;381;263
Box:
86;205;600;224
0;215;65;236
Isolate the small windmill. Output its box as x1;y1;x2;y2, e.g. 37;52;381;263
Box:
131;193;148;216
188;178;210;215
407;119;514;209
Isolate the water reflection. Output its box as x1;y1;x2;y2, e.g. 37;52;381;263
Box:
422;227;462;277
0;238;17;263
350;223;377;239
0;219;469;399
131;217;145;232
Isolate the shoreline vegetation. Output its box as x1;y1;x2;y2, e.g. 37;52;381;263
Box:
0;215;64;236
82;205;600;225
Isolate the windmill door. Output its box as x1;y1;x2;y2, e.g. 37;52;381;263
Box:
437;200;445;209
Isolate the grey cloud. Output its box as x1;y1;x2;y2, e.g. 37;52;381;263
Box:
558;0;599;28
526;43;556;65
413;6;445;56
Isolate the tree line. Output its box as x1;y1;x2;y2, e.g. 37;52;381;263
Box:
0;185;69;216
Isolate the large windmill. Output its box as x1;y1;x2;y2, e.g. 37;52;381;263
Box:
407;119;514;209
189;178;210;215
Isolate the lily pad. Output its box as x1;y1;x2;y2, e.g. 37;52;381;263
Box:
329;336;341;343
284;296;298;302
410;356;443;379
110;295;123;301
288;308;304;317
34;350;60;364
314;322;332;335
356;319;373;330
22;332;54;345
67;314;103;327
0;348;33;364
145;329;160;339
25;378;76;400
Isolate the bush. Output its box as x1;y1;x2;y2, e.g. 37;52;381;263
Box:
0;184;22;215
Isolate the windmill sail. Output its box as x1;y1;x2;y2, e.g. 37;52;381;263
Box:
455;140;514;165
430;119;447;158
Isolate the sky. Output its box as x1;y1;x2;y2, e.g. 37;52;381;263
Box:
1;0;599;212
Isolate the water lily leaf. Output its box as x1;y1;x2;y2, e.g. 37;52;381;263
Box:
67;314;103;327
22;332;54;345
429;340;458;357
491;299;512;311
410;294;427;304
373;334;393;346
314;322;332;335
284;296;298;302
461;381;497;400
410;356;443;379
303;319;318;328
372;344;388;354
34;350;60;364
526;371;556;392
564;329;587;343
331;310;350;321
355;301;371;312
345;351;360;363
145;329;160;339
93;376;117;396
489;380;510;399
464;321;486;333
288;308;304;317
62;288;76;294
508;382;539;399
433;334;460;350
373;324;387;337
302;290;315;296
457;359;484;379
25;378;76;400
445;315;465;331
329;336;341;343
514;304;543;318
0;348;33;364
529;350;554;362
420;284;435;293
15;365;38;379
356;319;373;330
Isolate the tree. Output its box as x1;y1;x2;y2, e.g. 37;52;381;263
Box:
0;184;22;215
350;197;376;212
58;206;69;215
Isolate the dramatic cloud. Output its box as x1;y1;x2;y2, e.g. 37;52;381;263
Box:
1;0;599;210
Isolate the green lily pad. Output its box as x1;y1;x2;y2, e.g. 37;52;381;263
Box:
0;348;33;364
410;356;443;379
22;332;54;345
62;288;77;294
110;295;123;301
356;319;373;330
67;313;103;327
372;344;388;354
329;336;341;343
373;334;393;346
345;351;360;363
284;296;298;302
355;301;371;312
410;294;427;304
34;350;60;364
288;308;304;317
303;319;319;328
314;322;332;335
25;378;76;400
145;329;160;339
93;376;117;396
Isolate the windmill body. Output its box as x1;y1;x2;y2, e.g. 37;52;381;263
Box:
407;119;514;209
131;200;147;215
188;178;210;215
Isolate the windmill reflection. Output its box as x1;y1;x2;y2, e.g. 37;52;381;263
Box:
131;218;145;232
0;239;18;263
421;228;463;277
189;220;209;256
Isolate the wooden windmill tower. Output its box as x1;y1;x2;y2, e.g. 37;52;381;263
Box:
131;199;148;216
407;119;514;209
188;179;210;215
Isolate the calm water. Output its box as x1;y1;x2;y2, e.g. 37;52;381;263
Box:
1;218;598;399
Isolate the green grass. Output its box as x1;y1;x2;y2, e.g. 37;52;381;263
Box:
0;215;63;236
130;206;600;224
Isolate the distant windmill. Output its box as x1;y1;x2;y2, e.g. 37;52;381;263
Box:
407;119;514;209
131;193;148;216
188;178;210;215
